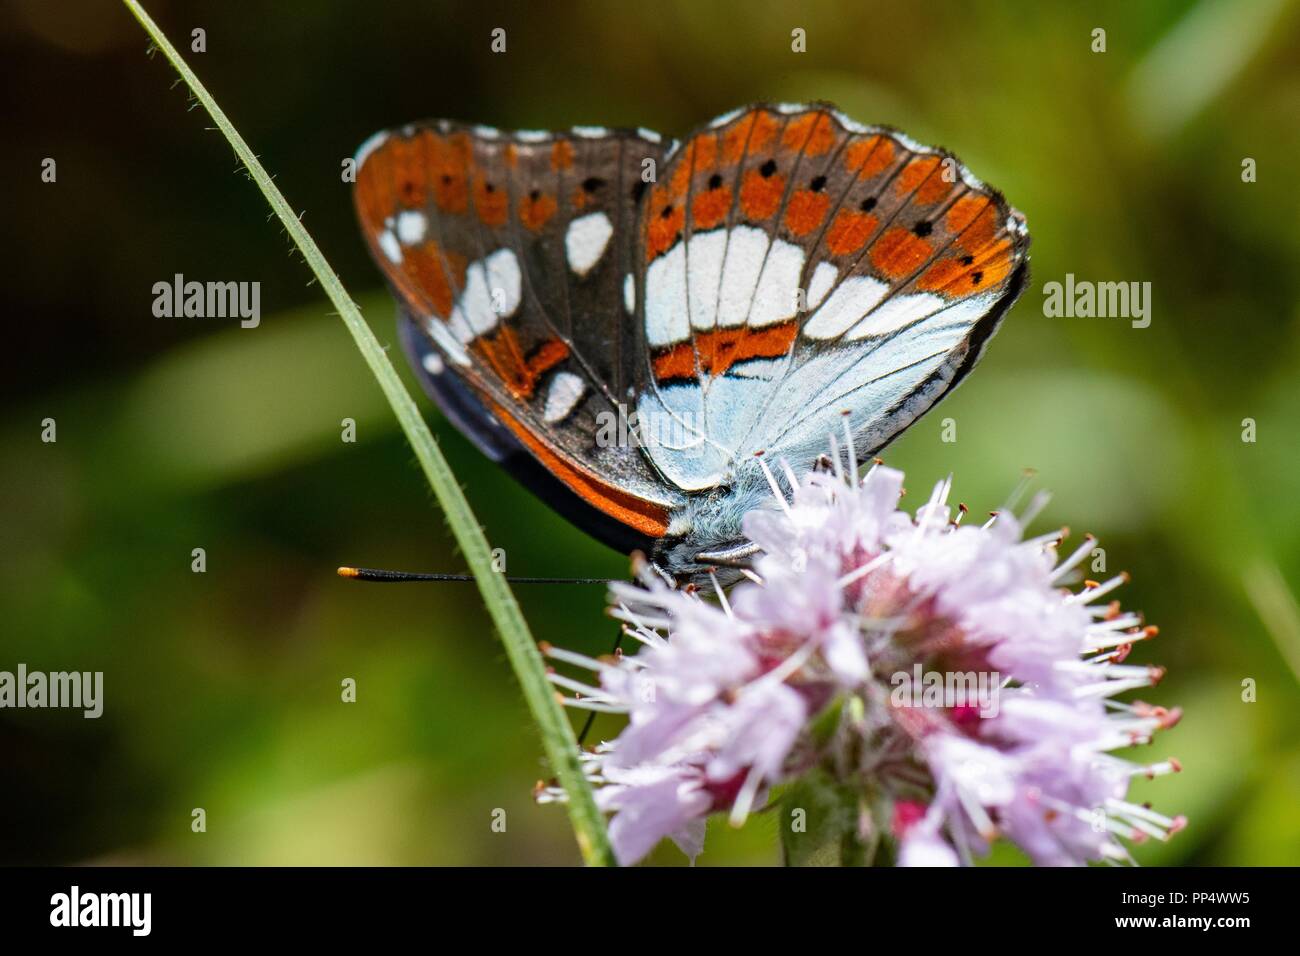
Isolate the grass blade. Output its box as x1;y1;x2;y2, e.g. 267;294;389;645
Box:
120;0;615;866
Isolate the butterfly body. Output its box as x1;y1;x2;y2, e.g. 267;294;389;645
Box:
355;104;1028;585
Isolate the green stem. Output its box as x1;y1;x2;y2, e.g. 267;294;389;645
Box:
120;0;614;866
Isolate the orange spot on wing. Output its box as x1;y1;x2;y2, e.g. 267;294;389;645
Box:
431;134;471;214
781;112;836;157
953;203;999;253
690;134;719;171
895;156;949;203
651;344;697;382
355;152;394;232
394;133;433;208
784;189;831;236
918;225;1016;297
739;169;785;220
472;329;569;400
948;240;1016;296
946;196;991;235
915;257;967;294
472;173;508;226
551;140;574;171
519;192;557;231
692;185;732;229
646;188;686;261
870;227;934;279
710;322;797;375
653;321;798;381
400;241;466;317
669;135;720;197
356;132;436;231
825;210;878;256
669;157;692;197
722;110;780;164
485;398;671;538
844;135;894;177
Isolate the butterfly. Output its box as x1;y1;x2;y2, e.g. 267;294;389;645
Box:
352;103;1029;585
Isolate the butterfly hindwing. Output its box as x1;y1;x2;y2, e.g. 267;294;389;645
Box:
632;104;1029;493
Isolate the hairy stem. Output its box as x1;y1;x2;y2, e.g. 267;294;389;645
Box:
121;0;614;865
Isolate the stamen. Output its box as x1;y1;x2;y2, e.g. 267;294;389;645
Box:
1025;527;1067;548
545;671;613;701
836;552;890;589
709;570;732;617
1019;489;1051;527
541;644;613;673
841;411;857;477
729;765;765;827
756;453;794;518
779;458;801;497
1051;533;1098;583
827;433;845;485
1067;572;1130;605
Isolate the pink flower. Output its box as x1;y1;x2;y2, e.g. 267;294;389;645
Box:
540;444;1183;866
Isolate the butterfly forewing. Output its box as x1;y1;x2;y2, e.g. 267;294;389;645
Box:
354;122;683;540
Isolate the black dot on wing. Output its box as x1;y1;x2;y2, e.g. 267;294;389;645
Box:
529;189;540;201
759;159;777;177
810;174;827;191
971;271;984;285
913;220;933;237
660;204;673;219
485;182;496;193
860;196;877;211
582;176;605;192
441;174;452;184
960;255;975;266
707;173;723;190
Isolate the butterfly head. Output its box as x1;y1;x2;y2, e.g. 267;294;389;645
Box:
649;480;773;587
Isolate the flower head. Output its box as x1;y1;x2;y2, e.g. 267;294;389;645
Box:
541;446;1183;866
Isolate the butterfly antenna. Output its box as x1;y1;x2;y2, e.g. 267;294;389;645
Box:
337;566;612;585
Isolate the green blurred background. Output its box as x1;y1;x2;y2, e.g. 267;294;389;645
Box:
2;0;1298;865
